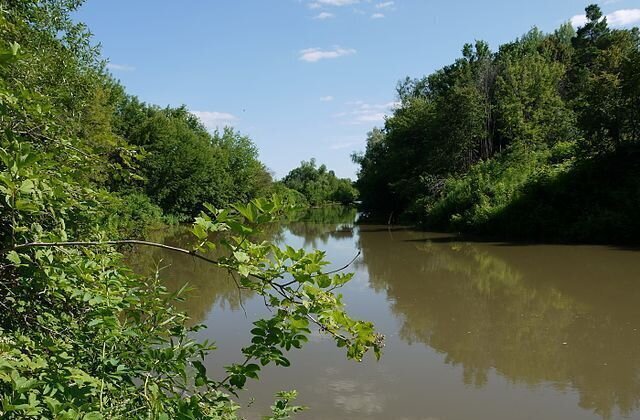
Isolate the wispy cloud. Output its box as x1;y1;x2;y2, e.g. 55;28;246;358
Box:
371;13;385;19
299;46;356;62
336;101;399;124
106;63;135;72
320;95;334;102
570;8;640;28
375;1;394;9
311;0;359;6
191;111;237;130
313;11;334;19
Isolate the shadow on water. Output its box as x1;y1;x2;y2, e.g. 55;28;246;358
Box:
400;230;640;254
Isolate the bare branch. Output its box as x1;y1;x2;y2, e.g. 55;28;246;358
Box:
315;250;361;276
11;240;221;266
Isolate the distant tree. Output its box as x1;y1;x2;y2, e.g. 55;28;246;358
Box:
282;159;357;206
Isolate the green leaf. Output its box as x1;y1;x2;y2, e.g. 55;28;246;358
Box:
233;251;250;263
6;251;21;265
192;224;208;240
317;276;331;288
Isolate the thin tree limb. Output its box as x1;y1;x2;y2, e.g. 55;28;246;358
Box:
318;250;361;276
11;240;221;265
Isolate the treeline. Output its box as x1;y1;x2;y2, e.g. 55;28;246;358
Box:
353;4;640;243
278;158;358;206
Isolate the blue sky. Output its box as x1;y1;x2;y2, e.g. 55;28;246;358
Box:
75;0;640;179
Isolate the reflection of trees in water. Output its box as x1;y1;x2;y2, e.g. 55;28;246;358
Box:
127;227;250;325
282;206;357;249
286;206;357;225
357;229;640;419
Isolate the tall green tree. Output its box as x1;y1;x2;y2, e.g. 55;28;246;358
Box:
569;4;640;154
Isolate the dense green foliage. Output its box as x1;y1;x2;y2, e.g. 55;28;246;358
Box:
0;1;381;418
353;5;640;242
113;100;272;218
281;159;358;206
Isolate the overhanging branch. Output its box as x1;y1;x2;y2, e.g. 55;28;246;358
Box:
11;240;221;265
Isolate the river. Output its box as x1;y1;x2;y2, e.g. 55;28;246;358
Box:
130;207;640;419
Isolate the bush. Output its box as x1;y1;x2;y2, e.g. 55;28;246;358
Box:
102;192;164;238
423;143;556;230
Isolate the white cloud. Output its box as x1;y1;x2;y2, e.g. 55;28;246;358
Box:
299;46;356;62
308;2;322;9
371;13;385;19
320;95;334;101
375;1;394;9
570;14;588;27
571;8;640;28
106;63;135;72
607;9;640;26
191;111;237;130
314;11;334;19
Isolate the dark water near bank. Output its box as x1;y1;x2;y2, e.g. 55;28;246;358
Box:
130;208;640;419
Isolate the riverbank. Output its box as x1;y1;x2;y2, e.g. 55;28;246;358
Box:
357;143;640;246
422;143;640;245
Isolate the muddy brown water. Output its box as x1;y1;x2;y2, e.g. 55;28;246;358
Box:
130;208;640;419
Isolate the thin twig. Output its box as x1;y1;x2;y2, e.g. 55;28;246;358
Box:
276;250;362;287
229;271;247;318
321;250;361;276
11;240;221;265
15;129;92;158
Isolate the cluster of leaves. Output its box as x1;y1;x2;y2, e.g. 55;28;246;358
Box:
0;139;318;418
353;4;640;242
424;142;572;230
281;158;358;206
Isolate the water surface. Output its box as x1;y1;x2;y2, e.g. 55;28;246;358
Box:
131;208;640;419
